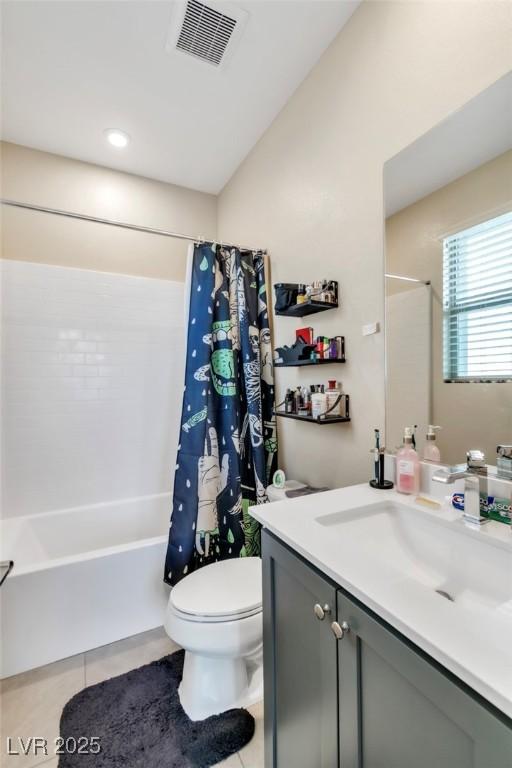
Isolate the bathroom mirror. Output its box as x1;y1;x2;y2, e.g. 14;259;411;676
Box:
383;72;512;466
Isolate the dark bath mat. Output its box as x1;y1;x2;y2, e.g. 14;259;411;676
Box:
58;649;255;768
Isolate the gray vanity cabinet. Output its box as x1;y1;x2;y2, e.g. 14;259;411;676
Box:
262;530;338;768
337;591;512;768
262;530;512;768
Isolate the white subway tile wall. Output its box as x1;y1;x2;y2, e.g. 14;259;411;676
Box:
1;260;185;518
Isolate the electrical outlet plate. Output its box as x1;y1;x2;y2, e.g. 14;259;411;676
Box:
362;322;380;336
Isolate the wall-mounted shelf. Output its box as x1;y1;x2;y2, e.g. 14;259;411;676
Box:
275;299;338;318
274;358;345;368
274;411;350;425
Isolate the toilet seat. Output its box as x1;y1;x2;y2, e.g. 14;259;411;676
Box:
169;602;261;623
169;557;262;623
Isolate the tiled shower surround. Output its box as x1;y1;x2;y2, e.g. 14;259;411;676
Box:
1;259;185;518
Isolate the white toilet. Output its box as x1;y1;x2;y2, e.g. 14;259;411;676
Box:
165;556;263;721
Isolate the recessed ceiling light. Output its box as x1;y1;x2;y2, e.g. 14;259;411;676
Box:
104;129;130;148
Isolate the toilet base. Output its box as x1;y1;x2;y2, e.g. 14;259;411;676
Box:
179;650;263;721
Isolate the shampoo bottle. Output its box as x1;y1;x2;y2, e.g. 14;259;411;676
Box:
423;425;441;462
396;426;420;495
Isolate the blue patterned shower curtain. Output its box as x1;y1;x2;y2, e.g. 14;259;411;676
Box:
164;243;277;586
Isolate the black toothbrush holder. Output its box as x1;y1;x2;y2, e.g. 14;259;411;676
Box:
369;446;394;490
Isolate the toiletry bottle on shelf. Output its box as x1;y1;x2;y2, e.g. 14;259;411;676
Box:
298;386;310;417
326;380;342;416
396;426;420;495
303;386;311;414
423;425;441;462
284;389;293;414
311;386;327;419
296;284;306;304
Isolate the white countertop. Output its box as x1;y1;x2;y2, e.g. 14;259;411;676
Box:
251;483;512;719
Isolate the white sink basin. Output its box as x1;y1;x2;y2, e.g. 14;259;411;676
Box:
316;501;512;612
251;485;512;716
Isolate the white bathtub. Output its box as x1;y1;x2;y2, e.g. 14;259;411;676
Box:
0;494;171;678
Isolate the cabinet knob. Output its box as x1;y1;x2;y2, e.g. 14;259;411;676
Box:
313;603;331;621
331;620;350;640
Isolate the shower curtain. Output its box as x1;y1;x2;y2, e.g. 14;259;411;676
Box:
164;243;277;586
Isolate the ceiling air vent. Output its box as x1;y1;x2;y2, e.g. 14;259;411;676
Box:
167;1;249;69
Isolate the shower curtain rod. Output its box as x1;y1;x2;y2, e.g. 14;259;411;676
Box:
385;273;431;285
0;199;266;254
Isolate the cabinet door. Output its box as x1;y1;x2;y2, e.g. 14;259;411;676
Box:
262;531;338;768
337;591;512;768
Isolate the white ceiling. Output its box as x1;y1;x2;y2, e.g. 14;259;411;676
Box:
384;71;512;217
1;0;359;194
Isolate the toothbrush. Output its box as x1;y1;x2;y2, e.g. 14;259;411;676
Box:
374;429;380;483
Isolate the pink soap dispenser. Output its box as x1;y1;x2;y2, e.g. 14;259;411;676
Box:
396;426;420;495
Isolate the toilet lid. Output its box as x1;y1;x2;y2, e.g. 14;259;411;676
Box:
170;557;262;619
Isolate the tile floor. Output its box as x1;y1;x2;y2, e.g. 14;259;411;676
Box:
0;627;263;768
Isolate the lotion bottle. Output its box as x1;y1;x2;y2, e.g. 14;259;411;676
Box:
396;426;420;495
423;425;441;462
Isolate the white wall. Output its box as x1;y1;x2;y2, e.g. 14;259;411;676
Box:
1;260;184;518
1;141;217;281
217;1;512;488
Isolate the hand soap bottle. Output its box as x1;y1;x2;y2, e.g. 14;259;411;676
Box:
423;425;441;462
396;426;420;495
